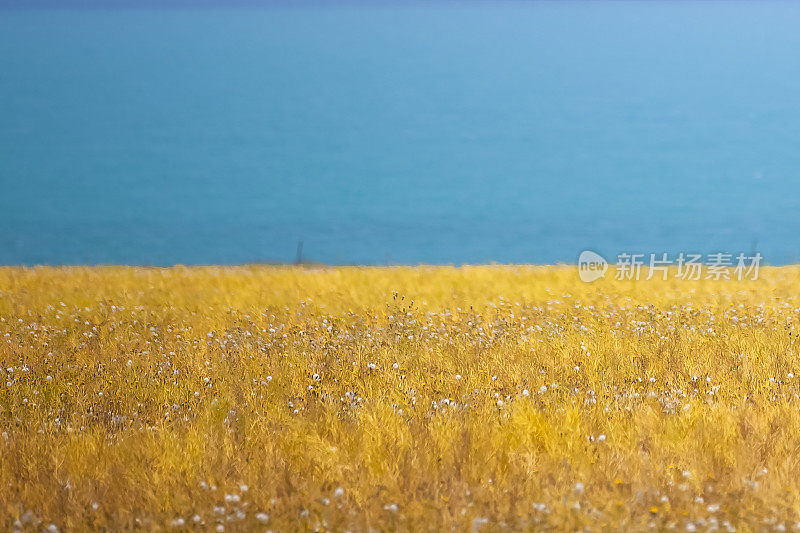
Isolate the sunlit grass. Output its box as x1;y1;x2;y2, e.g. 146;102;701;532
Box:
3;265;800;530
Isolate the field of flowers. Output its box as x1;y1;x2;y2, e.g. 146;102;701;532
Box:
3;265;800;531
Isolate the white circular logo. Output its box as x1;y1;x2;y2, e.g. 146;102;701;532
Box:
578;250;607;282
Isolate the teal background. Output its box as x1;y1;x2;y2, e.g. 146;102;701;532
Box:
2;2;799;264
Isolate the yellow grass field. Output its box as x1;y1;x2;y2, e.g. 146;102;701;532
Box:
3;265;800;531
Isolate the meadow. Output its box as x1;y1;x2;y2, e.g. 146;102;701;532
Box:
2;265;800;531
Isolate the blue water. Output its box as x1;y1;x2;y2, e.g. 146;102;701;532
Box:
2;1;800;265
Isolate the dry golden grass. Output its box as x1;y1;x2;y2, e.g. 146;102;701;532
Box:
3;265;800;531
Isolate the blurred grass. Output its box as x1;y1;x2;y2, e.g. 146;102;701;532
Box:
2;265;800;530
